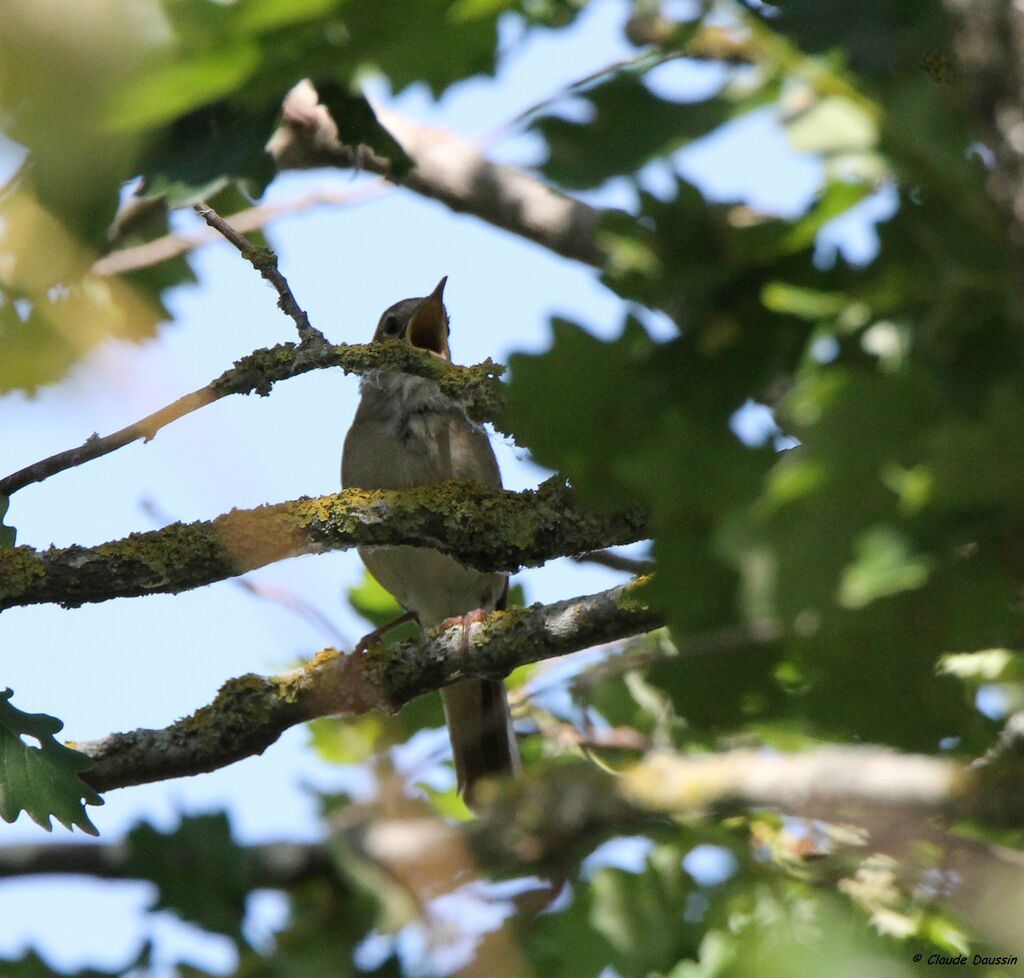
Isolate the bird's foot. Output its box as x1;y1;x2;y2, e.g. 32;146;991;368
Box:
352;610;417;656
440;609;490;659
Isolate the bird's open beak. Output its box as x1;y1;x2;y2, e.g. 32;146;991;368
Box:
407;277;450;359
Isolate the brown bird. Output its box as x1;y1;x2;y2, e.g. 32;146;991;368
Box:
341;277;519;806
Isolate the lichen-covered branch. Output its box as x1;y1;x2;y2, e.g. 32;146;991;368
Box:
75;580;662;792
0;481;647;612
0;339;505;497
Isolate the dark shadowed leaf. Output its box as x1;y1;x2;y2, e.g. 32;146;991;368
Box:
124;812;257;941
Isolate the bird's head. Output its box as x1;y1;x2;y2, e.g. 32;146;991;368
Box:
372;276;451;361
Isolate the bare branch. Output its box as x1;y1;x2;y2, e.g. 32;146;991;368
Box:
93;185;386;278
193;201;326;347
0;840;332;888
569;619;781;695
75;580;662;792
624;18;758;62
572;549;654;575
0;481;647;611
625;747;966;817
0;339;504;497
267;82;608;268
0;384;217;497
485;25;757;144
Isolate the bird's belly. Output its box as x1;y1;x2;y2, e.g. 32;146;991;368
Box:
358;545;504;628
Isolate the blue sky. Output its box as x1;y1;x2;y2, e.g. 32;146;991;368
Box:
0;2;890;972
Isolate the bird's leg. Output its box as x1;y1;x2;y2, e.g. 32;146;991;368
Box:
439;608;490;662
352;610;417;656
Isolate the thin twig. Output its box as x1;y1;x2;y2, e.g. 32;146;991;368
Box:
0;840;333;889
571;619;780;693
0;385;218;496
477;51;681;147
572;549;654;575
194;201;326;346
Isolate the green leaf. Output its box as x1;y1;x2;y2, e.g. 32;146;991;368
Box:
0;689;102;835
347;569;407;631
0;278;163;396
233;878;402;978
772;1;951;78
231;0;343;36
106;44;263;131
135;99;279;206
0;496;15;549
785;95;878;156
836;525;932;609
519;877;618;978
938;649;1024;686
0;946;151;978
308;714;384;765
534;72;732;190
124;812;257;941
315;83;414;179
589;844;698;978
322;0;501;97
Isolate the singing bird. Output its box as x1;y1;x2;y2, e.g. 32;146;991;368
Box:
341;278;519;806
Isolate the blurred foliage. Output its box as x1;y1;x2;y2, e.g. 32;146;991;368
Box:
0;689;101;836
4;0;1024;976
124;813;257;942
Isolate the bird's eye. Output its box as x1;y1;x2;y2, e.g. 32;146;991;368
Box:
381;314;402;337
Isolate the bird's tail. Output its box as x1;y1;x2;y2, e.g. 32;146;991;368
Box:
441;678;519;809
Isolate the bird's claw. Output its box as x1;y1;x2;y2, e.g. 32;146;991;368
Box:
440;609;490;659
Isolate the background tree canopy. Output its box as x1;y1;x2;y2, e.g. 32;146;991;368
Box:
3;0;1024;975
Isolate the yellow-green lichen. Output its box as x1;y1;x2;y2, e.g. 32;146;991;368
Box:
91;521;225;584
617;575;654;612
0;546;46;601
179;673;275;734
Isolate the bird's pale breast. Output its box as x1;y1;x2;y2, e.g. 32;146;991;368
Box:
342;375;506;626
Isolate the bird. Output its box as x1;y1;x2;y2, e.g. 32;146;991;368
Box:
341;277;519;807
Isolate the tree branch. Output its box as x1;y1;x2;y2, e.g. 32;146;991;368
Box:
74;580;661;792
0;339;504;497
100;25;759;278
572;549;654;575
267;82;608;268
621;743;1024;828
0;481;647;611
624;747;965;818
0;840;331;888
93;185;386;278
